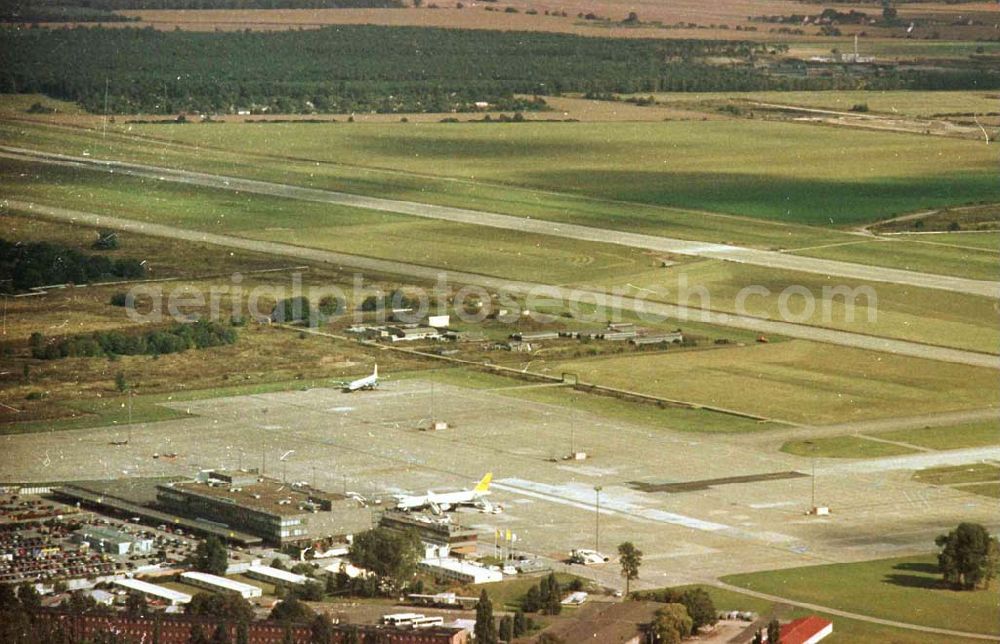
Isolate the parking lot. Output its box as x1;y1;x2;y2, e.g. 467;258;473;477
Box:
4;379;998;587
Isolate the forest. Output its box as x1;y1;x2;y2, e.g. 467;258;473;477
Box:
1;26;997;114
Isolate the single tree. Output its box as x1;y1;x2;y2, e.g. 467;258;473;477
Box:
544;573;562;615
310;613;335;643
191;536;229;576
189;624;210;644
16;583;40;610
124;590;147;617
498;614;514;642
474;589;498;644
767;619;781;644
618;542;643;595
270;596;316;623
513;610;528;637
186;592;254;623
650;603;692;644
115;371;128;393
348;527;422;592
522;584;541;613
235;622;249;644
936;522;999;589
211;623;232;644
680;588;717;631
751;629;764;644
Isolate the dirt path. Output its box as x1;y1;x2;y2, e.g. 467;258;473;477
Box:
6;199;999;370
3;145;997;299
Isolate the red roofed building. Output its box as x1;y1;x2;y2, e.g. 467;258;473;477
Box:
779;616;833;644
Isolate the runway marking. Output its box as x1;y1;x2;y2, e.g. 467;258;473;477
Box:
495;478;798;546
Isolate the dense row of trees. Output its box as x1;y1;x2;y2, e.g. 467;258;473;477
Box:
0;26;823;115
28;319;238;359
0;238;145;293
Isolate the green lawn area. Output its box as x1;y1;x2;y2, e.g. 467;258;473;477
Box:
679;583;991;643
550;341;1000;425
881;420;1000;451
912;463;1000;487
781;435;917;459
721;555;1000;636
782;419;1000;458
893;232;1000;252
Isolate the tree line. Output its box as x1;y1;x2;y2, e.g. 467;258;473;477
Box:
0;238;145;293
0;25;858;116
28;319;238;359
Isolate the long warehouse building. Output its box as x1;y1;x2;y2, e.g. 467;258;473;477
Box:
180;571;262;599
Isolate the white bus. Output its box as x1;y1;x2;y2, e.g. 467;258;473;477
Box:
411;616;445;629
381;613;425;627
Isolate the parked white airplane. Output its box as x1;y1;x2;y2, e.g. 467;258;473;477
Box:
395;473;496;514
341;365;379;392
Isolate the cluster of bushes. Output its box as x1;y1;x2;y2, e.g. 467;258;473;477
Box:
28;319;237;360
0;238;145;293
360;289;423;313
520;572;564;614
631;587;717;632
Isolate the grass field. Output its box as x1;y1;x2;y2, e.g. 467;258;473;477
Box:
118;118;999;226
6;114;999;281
680;584;990;644
589;258;1000;353
782;419;1000;458
550;340;1000;425
721;555;1000;636
789;237;999;282
781;436;917;458
640;90;1000;118
6;156;998;354
912;463;1000;487
405;367;779;434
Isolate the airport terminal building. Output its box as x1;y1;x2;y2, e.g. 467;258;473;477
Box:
155;470;368;545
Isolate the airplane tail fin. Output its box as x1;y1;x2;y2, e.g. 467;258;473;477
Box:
474;473;492;494
374;364;378;378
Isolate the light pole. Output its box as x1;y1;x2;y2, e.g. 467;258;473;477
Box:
594;485;603;552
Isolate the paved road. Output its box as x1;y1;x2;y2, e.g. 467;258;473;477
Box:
6;199;999;370
711;581;1000;641
3;145;997;299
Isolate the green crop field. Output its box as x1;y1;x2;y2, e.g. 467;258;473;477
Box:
721;554;1000;636
550;340;1000;425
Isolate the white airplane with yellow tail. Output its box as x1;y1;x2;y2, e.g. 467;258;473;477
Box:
394;473;497;514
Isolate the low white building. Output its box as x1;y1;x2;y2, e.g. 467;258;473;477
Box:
418;558;502;585
245;565;307;587
113;578;191;605
180;571;262;599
